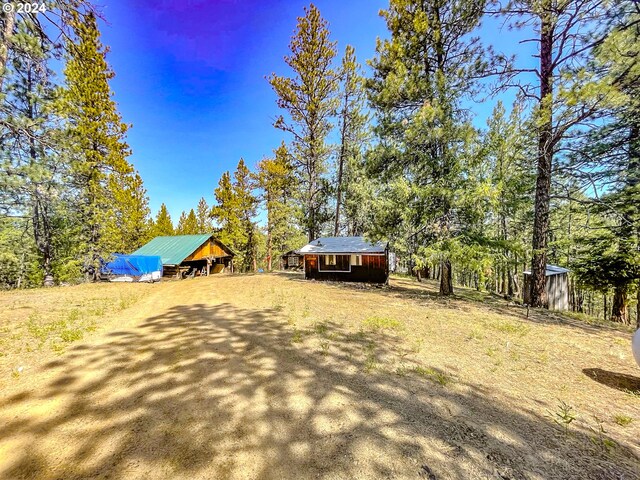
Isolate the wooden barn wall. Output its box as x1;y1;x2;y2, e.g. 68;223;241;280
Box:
184;239;231;262
210;241;230;258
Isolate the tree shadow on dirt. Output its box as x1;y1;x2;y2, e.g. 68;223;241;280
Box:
583;368;640;395
282;272;633;338
1;302;638;479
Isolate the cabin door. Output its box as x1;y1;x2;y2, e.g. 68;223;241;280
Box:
305;255;317;272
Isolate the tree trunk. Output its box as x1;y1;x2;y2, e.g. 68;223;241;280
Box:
507;268;515;298
603;294;608;322
611;285;628;324
0;6;16;91
530;0;554;308
267;228;272;271
26;66;55;287
439;259;453;295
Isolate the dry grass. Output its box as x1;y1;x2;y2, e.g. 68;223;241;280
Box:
0;273;638;479
0;282;152;380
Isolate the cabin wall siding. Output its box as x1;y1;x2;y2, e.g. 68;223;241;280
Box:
304;253;388;284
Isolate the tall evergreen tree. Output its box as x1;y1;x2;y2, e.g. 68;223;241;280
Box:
0;17;64;286
176;211;188;234
334;45;368;236
196;197;212;233
60;12;134;278
233;159;259;272
177;208;199;235
268;4;338;241
571;5;640;324
0;1;94;90
152;203;174;237
212;159;259;272
482;101;534;296
212;171;240;251
256;142;302;270
492;0;614;307
368;0;487;295
104;171;151;252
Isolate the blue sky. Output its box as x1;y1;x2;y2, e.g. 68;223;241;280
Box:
98;0;533;222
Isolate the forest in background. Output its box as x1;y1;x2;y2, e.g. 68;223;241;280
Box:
0;1;638;326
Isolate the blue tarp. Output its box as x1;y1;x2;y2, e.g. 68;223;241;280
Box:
102;254;163;276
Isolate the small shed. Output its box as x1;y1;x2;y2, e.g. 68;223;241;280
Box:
281;250;303;270
523;264;570;311
300;236;389;284
133;234;234;278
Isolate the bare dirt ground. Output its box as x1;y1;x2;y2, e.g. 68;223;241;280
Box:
0;273;638;479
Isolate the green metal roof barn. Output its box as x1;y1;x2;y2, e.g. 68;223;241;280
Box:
133;234;234;277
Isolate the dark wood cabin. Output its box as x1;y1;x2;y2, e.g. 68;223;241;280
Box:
281;250;303;270
523;264;570;311
133;234;234;278
300;236;389;284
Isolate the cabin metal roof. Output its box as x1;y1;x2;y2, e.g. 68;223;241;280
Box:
299;236;387;254
523;264;570;276
132;234;214;266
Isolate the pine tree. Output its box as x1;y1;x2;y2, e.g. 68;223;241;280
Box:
234;159;259;272
268;4;338;241
368;0;487;295
176;211;188;234
212;159;258;272
0;1;92;90
152;203;174;237
212;171;240;249
492;0;614;307
482;101;535;296
0;17;64;286
334;45;368;236
196;197;212;233
60;12;134;278
571;6;640;324
177;209;199;235
256;142;302;270
104;171;151;252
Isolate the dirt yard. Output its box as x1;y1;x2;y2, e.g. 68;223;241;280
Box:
0;273;638;479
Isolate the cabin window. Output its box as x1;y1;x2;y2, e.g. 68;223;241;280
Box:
288;256;299;266
351;254;362;266
319;254;350;272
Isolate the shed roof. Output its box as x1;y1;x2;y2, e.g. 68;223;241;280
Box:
523;264;570;276
133;234;216;265
299;236;387;254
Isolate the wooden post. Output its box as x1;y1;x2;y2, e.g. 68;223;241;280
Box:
206;258;211;276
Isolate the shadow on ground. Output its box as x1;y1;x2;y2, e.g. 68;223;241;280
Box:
1;301;638;479
583;368;640;395
286;273;633;338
